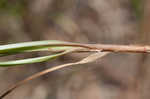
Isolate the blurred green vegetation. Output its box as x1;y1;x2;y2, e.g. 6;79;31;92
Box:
0;0;143;18
131;0;143;19
0;0;26;16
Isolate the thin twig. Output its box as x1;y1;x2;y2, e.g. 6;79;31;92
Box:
40;43;150;53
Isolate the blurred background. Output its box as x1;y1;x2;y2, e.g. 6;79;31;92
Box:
0;0;149;99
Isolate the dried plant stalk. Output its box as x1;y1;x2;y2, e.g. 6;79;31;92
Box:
0;51;109;99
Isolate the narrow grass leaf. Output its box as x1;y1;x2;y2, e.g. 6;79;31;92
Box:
0;50;72;67
0;40;71;56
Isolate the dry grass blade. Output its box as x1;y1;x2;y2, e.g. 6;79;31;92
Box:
0;52;109;99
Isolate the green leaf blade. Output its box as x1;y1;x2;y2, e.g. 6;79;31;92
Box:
0;52;66;67
0;40;73;56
